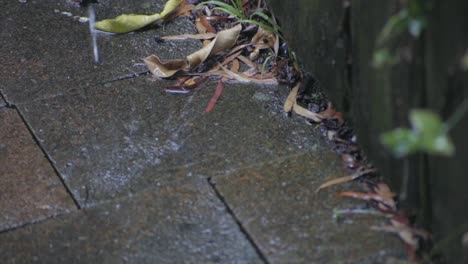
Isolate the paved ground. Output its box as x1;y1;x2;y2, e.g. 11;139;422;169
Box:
0;0;405;263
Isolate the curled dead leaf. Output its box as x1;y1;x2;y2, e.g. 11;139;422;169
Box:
315;168;377;193
187;24;242;67
144;24;242;78
162;33;217;40
319;101;344;125
293;104;323;122
144;56;187;78
251;27;276;49
284;82;300;113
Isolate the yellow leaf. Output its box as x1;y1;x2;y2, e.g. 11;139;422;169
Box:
95;0;183;33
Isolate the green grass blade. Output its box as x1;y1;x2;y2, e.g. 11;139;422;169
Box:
196;1;245;19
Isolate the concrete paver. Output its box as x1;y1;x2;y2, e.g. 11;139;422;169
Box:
213;152;405;263
0;108;75;232
0;178;262;264
0;0;407;262
0;0;200;104
18;79;322;206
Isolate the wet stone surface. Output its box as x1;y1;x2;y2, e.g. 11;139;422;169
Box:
212;152;406;263
0;108;75;231
19;78;322;205
0;95;6;108
0;178;262;264
0;0;200;104
0;0;406;262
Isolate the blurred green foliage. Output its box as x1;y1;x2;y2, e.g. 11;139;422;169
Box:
381;110;455;157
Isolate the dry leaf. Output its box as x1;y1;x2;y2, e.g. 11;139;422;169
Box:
198;14;216;33
284;82;299;112
238;55;258;70
284;82;323;121
252;27;276;49
187;24;242;67
144;56;187;78
195;20;207;34
162;33;217;40
316;168;377;193
231;59;240;73
95;0;183;33
205;80;224;113
320;101;344;125
293;104;323;122
167;1;195;18
144;24;242;78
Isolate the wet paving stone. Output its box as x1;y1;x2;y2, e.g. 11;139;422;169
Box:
0;0;200;104
0;108;75;232
0;96;6;108
0;178;262;264
211;152;406;263
18;78;323;206
0;0;407;261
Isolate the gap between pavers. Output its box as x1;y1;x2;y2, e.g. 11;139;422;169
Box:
210;151;406;263
0;0;407;262
17;77;322;206
0;108;76;232
0;0;201;105
0;177;263;264
0;93;7;108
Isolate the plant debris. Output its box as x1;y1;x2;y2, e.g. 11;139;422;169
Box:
93;1;433;262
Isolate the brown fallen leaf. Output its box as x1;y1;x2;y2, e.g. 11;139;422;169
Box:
316;168;377;193
293;104;323;122
222;50;243;66
205;80;224;113
372;183;397;210
162;33;217;40
284;82;323;122
251;27;276;49
220;64;278;84
144;56;187;78
195;20;207;34
319;101;344;125
231;59;240;73
284;82;300;113
144;24;242;78
238;55;259;70
198;14;216;33
187;24;242;67
371;218;430;251
166;1;195;19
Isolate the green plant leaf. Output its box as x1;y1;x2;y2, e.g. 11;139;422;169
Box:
410;110;455;156
377;9;409;46
381;128;419;157
95;0;182;33
196;1;246;19
250;11;279;31
372;48;399;68
238;19;275;33
381;110;455;157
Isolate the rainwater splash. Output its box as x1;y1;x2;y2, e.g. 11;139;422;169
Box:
88;4;99;63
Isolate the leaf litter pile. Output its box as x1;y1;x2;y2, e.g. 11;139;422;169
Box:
93;0;432;262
